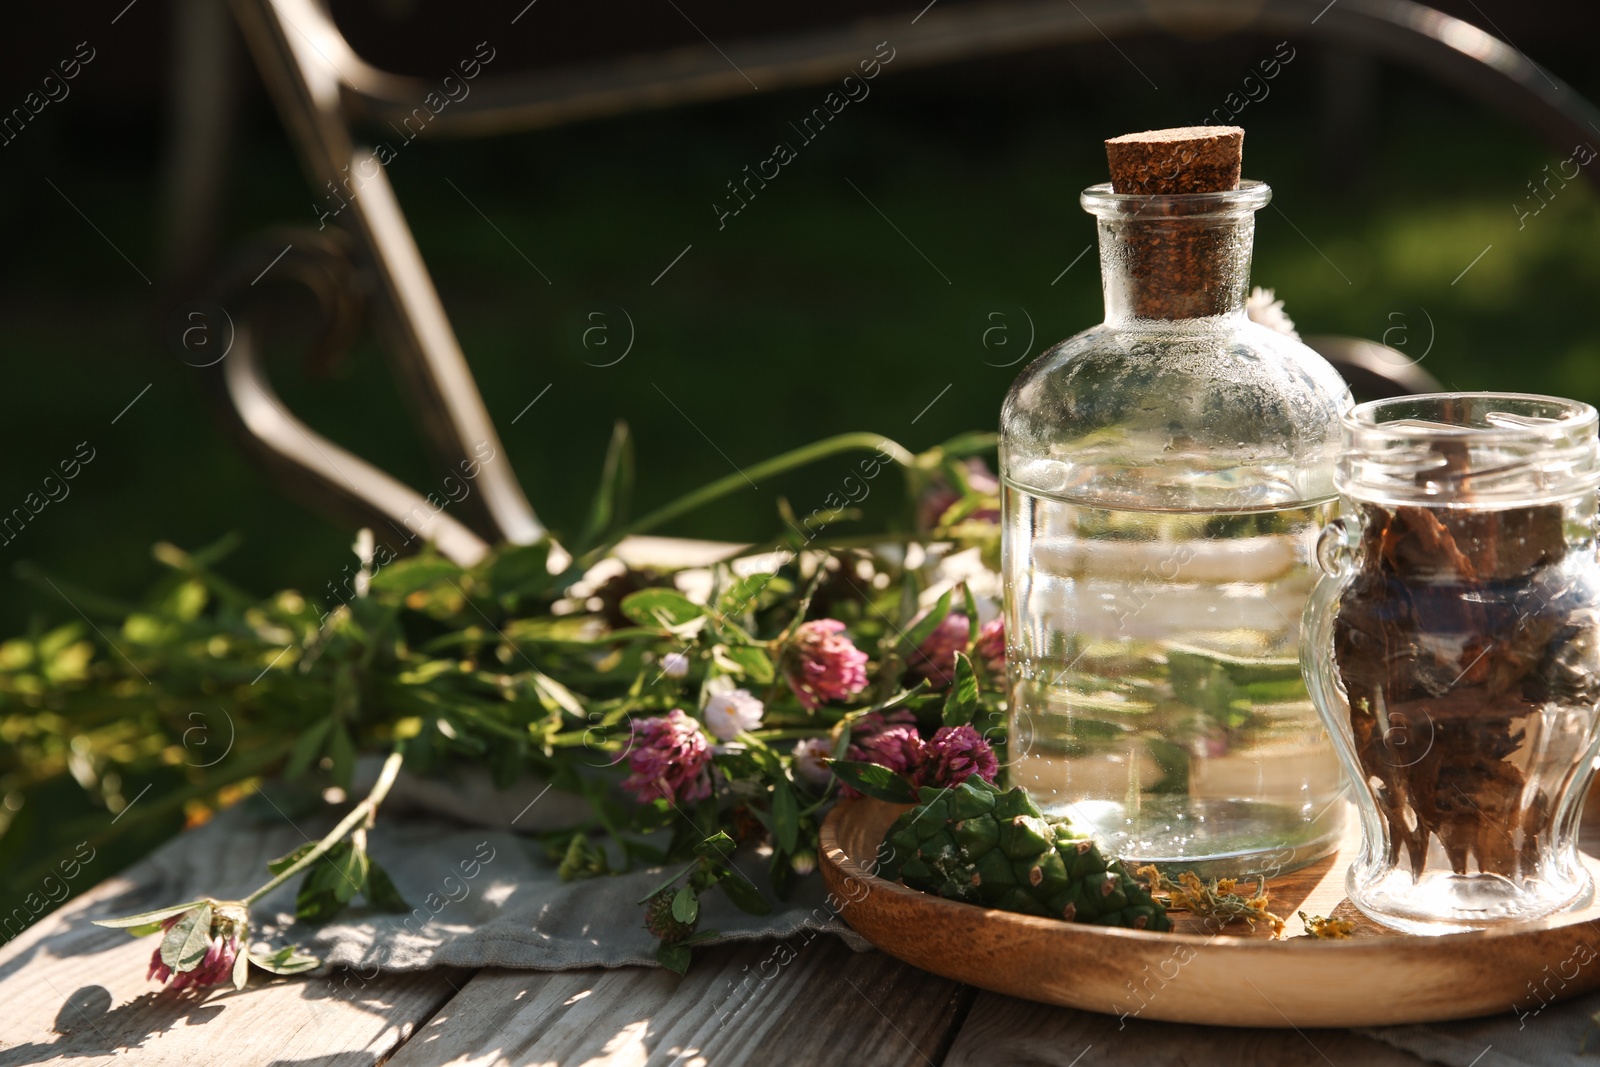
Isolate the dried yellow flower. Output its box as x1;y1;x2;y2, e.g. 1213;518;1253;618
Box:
1299;911;1355;940
1136;865;1286;937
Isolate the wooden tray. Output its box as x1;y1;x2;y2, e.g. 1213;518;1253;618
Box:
820;797;1600;1028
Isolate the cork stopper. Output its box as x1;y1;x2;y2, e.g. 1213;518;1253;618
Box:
1105;126;1243;195
1094;126;1254;320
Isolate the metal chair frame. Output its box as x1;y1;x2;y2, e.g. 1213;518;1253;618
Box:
211;0;1600;564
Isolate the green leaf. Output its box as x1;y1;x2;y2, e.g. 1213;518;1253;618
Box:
724;645;774;684
364;859;409;912
717;871;772;916
369;556;463;598
332;842;369;904
679;928;721;946
157;578;208;622
249;944;321;975
902;589;952;652
327;722;356;789
160;902;214;971
576;420;635;553
869;681;929;717
488;542;555;602
635;861;697;905
829;760;916;804
693;831;736;860
771;780;799;854
671;885;699;925
296;843;354;922
620;589;706;630
267;842;316;876
285;718;334;781
742;738;784;777
93;899;208;934
531;671;586;718
656;942;692;975
942;652;979;728
398;659;454;686
718;573;780;618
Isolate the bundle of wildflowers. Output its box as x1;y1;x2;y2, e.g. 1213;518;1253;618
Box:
1;428;1009;980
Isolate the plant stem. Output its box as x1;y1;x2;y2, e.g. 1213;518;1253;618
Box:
748;728;829;742
242;750;404;905
590;433;915;566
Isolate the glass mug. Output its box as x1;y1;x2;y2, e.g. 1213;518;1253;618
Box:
1304;393;1600;934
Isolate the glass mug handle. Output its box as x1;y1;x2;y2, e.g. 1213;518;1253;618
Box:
1301;516;1361;791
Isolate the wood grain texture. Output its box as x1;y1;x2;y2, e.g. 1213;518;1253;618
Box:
823;797;1600;1027
945;992;1430;1067
0;809;470;1067
386;936;972;1067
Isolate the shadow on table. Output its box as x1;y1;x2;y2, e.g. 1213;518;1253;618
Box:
0;985;224;1066
0;968;437;1067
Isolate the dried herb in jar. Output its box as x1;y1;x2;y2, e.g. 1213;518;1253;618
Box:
1331;500;1600;878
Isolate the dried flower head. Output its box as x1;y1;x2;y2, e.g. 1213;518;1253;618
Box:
974;617;1005;676
145;903;250;992
1299;911;1356;940
644;888;696;943
846;709;923;774
908;613;971;688
1245;286;1299;340
913;725;999;789
1137;865;1286;937
919;457;1001;531
622;710;713;805
837;710;924;797
790;736;835;786
785;619;869;710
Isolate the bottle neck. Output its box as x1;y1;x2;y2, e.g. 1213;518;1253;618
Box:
1096;209;1256;324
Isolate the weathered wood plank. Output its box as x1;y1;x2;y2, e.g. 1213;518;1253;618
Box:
0;933;466;1067
943;991;1431;1067
0;810;470;1067
386;937;973;1067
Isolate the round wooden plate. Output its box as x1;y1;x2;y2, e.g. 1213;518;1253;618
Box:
820;798;1600;1028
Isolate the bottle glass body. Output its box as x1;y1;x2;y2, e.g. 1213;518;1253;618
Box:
1000;181;1354;878
1304;393;1600;933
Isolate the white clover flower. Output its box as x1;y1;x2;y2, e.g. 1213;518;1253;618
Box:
791;736;834;786
703;689;764;741
660;651;690;679
1246;286;1300;340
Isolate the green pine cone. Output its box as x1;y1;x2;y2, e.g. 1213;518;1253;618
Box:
878;779;1172;932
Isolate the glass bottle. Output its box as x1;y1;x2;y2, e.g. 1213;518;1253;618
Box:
1304;393;1600;933
1001;179;1353;878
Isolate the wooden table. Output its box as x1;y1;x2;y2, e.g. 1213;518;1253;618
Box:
0;817;1432;1067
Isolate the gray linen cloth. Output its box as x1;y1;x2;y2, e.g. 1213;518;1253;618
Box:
1361;1000;1600;1067
1363;1010;1600;1067
240;764;864;974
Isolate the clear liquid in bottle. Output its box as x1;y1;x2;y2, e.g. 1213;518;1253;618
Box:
1002;478;1346;878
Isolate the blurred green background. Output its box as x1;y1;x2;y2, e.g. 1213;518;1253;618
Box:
2;0;1599;913
3;10;1598;636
